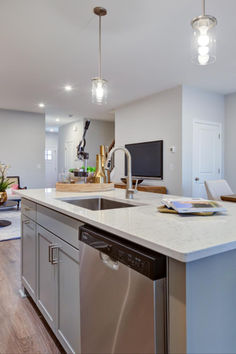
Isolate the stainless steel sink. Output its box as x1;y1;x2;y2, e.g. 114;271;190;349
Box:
61;197;137;211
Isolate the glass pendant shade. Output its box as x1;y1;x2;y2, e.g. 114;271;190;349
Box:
92;78;108;105
191;16;217;65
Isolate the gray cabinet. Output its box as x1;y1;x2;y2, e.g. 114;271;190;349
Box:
36;225;80;353
21;200;81;353
21;215;37;300
56;237;80;353
21;198;37;221
37;225;57;331
37;204;83;249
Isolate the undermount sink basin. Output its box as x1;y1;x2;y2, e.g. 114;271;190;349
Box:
61;197;137;211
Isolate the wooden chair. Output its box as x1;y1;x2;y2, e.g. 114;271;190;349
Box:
7;176;27;209
7;176;27;190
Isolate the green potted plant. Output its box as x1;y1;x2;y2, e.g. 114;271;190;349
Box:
0;163;13;204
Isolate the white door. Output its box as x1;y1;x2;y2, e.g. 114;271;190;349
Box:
192;121;222;198
45;147;57;187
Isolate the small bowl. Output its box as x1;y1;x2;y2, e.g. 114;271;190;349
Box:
121;178;144;186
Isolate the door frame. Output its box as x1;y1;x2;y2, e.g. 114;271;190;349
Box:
192;120;223;197
45;145;58;187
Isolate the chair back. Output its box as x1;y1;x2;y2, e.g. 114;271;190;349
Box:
7;176;20;188
204;180;233;201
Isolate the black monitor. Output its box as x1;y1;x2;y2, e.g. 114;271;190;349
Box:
125;140;163;179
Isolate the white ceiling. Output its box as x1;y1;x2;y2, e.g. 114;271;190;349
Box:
45;114;81;133
0;0;235;128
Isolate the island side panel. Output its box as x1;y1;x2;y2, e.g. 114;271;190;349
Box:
168;258;187;354
186;249;236;354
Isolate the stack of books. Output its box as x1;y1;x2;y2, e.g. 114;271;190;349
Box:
161;197;226;214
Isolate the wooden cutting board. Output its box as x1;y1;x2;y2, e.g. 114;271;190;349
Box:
221;194;236;202
56;182;114;193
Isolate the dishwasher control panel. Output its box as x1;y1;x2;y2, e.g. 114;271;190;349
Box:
80;225;166;280
118;250;149;273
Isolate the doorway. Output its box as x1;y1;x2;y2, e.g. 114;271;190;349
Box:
45;147;58;188
192;121;222;198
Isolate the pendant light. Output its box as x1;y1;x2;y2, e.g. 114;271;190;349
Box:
191;0;217;66
92;7;108;105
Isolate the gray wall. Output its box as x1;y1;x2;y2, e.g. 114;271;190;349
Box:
169;251;236;354
45;132;58;149
0;109;45;188
186;249;236;353
58;119;114;173
115;86;183;195
225;92;236;193
182;86;225;196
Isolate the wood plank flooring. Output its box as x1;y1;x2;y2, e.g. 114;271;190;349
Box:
0;239;65;354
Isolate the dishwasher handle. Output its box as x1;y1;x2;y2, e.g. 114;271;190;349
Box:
100;252;119;271
80;230;113;255
90;241;112;254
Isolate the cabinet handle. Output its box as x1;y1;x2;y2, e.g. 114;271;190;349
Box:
49;244;59;264
51;245;59;264
24;207;30;212
23;219;35;231
48;245;52;263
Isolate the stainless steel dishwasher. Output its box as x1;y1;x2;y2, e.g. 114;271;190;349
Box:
79;225;167;354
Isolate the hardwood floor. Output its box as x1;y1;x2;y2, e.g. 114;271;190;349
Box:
0;239;65;354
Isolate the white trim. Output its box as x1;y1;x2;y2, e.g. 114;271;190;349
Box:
193;119;222;128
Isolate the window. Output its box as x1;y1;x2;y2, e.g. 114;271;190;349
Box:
45;150;52;160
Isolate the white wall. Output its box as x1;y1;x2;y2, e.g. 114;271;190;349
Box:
115;86;183;195
58;119;115;173
0;109;45;188
86;120;114;167
225;93;236;193
182;86;225;196
58;119;84;173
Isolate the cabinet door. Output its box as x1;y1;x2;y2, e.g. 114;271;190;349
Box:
37;225;57;331
56;237;80;354
21;216;37;300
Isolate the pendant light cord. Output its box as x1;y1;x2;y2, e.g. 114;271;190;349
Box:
99;15;102;79
202;0;205;15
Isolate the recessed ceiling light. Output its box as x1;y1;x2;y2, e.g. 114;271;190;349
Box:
64;85;72;92
50;128;54;132
38;103;45;108
56;118;60;122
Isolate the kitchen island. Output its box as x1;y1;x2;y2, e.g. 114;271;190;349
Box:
18;188;236;354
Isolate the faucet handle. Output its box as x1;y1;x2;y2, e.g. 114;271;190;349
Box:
134;179;138;193
128;180;138;195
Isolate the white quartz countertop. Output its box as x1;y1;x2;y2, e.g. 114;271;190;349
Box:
17;188;236;263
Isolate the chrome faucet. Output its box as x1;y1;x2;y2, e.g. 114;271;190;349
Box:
105;146;136;199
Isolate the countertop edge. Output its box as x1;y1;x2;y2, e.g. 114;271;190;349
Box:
18;192;236;263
